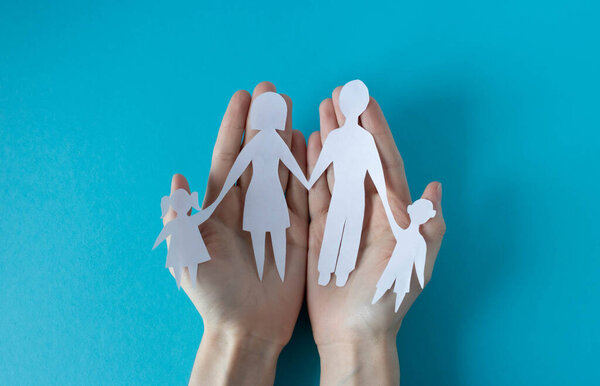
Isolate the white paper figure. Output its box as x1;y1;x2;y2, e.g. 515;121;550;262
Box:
202;92;309;281
152;189;210;289
371;199;436;312
307;79;400;287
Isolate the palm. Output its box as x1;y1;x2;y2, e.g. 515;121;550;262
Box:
306;88;445;346
307;190;407;344
190;188;307;343
165;82;309;346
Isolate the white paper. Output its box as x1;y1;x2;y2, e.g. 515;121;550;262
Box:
152;189;211;289
371;198;436;311
202;91;309;281
307;80;400;287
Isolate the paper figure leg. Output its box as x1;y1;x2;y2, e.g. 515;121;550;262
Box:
250;231;266;281
334;213;363;287
394;290;407;312
317;211;345;286
173;264;183;289
270;229;286;281
372;259;397;304
394;258;414;296
414;254;426;289
392;257;414;312
188;263;198;288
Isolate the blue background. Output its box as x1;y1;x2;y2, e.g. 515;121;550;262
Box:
1;1;599;384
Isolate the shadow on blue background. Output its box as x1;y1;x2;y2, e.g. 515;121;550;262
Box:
1;1;598;385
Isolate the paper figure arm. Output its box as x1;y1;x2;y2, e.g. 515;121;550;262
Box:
190;208;210;227
277;135;310;189
152;222;172;250
306;136;334;189
365;136;400;237
202;138;256;217
414;237;427;289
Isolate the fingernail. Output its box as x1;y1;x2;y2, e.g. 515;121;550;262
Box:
436;182;442;202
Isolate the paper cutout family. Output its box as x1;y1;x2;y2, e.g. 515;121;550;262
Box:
153;80;436;311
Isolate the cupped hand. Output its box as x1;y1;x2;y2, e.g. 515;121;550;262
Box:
163;82;308;349
306;86;446;347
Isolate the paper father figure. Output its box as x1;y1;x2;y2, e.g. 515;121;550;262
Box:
307;79;400;287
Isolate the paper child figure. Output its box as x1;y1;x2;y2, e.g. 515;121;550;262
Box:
371;199;436;312
152;188;210;289
203;92;309;281
307;79;400;287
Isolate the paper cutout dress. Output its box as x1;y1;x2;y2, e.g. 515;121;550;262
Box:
203;92;309;281
372;199;436;311
152;189;210;289
307;79;399;287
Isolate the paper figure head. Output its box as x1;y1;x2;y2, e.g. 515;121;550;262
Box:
160;189;200;218
249;91;287;131
339;79;369;119
407;199;436;225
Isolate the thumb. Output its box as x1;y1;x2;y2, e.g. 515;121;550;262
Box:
419;181;446;286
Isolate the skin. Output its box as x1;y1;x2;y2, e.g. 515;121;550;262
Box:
164;82;308;386
163;82;446;386
307;87;446;385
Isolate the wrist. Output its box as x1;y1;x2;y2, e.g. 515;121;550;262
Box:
189;327;283;386
202;325;284;358
317;333;397;361
317;335;399;386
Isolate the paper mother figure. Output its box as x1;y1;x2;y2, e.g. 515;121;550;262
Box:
152;189;210;288
202;92;309;281
371;199;436;311
307;79;400;287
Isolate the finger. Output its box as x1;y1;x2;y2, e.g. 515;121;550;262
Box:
318;97;339;142
419;181;445;286
243;81;277;145
163;174;191;225
306;131;331;284
204;90;251;206
239;81;277;190
360;97;411;205
287;130;308;221
280;94;294;148
330;86;345;127
318;98;338;193
307;131;331;220
278;94;294;191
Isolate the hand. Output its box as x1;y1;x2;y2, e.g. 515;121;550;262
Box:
389;219;403;240
306;86;446;385
190;208;210;226
299;172;311;191
164;82;308;385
